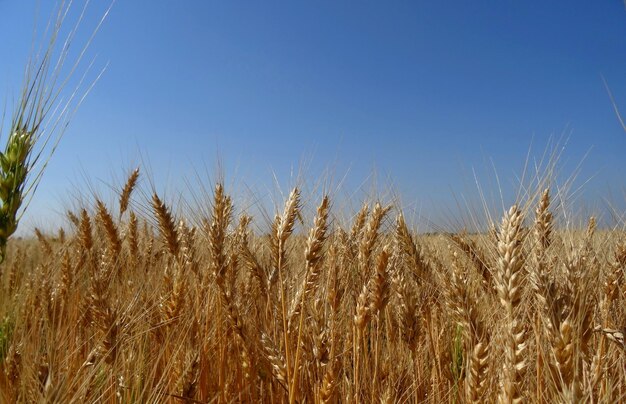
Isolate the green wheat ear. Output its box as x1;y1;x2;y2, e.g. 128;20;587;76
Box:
0;128;34;260
0;2;110;264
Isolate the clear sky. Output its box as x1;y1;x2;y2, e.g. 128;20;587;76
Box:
1;1;625;232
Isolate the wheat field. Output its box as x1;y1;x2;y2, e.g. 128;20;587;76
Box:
0;172;623;403
1;1;625;403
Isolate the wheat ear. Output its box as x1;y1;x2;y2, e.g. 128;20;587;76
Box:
396;213;431;283
494;205;526;404
288;195;330;328
119;167;139;218
96;200;121;258
152;193;180;258
358;202;390;275
34;228;53;257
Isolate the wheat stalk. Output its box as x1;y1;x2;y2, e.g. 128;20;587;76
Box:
290;195;330;403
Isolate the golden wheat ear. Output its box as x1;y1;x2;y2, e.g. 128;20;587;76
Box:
119;168;140;218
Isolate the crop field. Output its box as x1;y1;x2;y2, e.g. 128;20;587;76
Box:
1;1;625;403
0;177;624;402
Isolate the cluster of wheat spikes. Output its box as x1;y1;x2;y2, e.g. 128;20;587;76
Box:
0;167;623;403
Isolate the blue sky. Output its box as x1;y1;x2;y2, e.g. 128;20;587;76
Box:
1;1;626;232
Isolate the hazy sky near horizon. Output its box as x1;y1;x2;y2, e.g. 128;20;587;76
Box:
1;1;626;232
